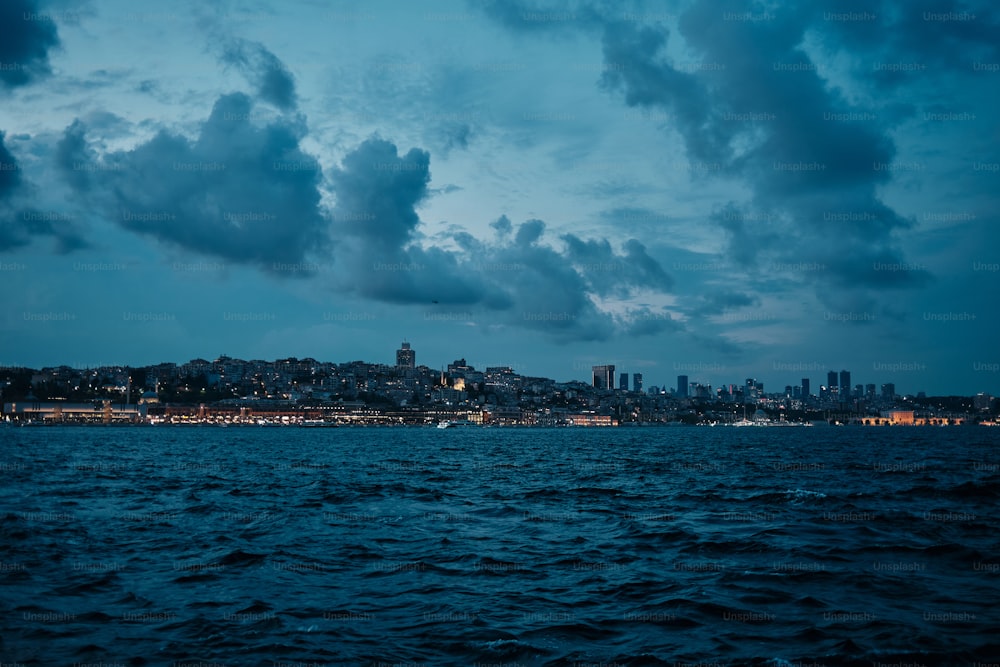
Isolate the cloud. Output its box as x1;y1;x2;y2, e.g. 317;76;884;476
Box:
0;132;27;250
54;119;94;191
596;4;930;295
327;137;507;307
818;0;1000;88
221;39;298;111
689;289;760;317
561;233;674;297
330;137;431;250
58;93;327;270
326;136;676;340
477;0;943;316
1;132;86;252
479;0;602;36
0;0;60;89
0;133;22;198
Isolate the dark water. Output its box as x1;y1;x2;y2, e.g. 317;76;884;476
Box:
2;425;999;666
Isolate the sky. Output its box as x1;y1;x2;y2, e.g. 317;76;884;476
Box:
1;0;998;396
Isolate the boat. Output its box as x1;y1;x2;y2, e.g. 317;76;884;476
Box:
301;419;337;428
437;419;476;429
768;419;814;427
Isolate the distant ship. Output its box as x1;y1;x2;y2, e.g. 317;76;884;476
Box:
730;408;812;427
437;419;476;429
300;419;338;428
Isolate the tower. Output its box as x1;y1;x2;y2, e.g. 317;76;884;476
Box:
396;342;415;369
677;375;689;398
839;370;851;398
592;365;615;390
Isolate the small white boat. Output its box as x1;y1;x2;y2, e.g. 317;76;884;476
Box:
437;419;475;429
301;419;337;428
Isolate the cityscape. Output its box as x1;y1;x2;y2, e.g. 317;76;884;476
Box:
3;2;999;664
3;341;996;426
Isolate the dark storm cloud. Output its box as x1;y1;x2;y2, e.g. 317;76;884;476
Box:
689;290;760;317
331;137;431;249
478;220;618;340
561;234;674;297
479;0;602;35
328;137;508;306
0;132;26;250
1;132;86;252
481;0;940;304
0;133;22;197
54;119;94;191
599;2;929;292
328;138;675;340
0;0;60;89
59;93;326;269
221;39;298;111
818;0;1000;87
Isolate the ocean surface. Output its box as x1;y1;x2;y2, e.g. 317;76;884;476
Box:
2;425;999;666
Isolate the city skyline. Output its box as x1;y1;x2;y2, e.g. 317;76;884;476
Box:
4;341;989;399
1;0;998;396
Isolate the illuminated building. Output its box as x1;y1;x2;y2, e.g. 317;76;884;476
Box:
396;342;415;369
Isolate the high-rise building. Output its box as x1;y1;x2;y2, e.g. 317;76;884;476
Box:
839;370;851;398
632;373;643;393
677;375;689;398
801;378;811;398
881;383;896;401
619;373;629;391
396;342;415;368
827;371;838;393
866;384;876;400
692;382;712;399
592;365;615;390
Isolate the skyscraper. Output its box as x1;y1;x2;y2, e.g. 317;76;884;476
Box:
801;378;810;398
396;342;415;369
619;372;629;391
592;365;615;390
839;370;851;398
881;383;895;401
677;375;689;398
827;371;838;392
632;373;643;393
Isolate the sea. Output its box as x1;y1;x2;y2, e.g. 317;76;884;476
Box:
1;425;999;666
